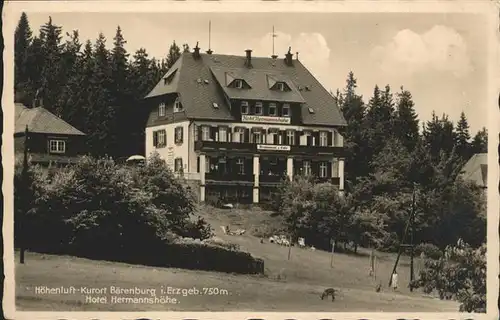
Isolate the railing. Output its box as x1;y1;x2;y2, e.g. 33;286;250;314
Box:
259;174;284;184
205;172;254;182
195;140;345;156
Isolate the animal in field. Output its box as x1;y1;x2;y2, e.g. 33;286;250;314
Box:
320;288;336;301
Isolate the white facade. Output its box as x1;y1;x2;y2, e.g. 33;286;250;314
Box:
145;120;192;174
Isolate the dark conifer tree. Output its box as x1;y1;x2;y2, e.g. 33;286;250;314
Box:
455;111;472;161
38;17;64;114
166;41;182;69
393;87;419;153
14;12;33;96
338;72;369;185
470;127;488;155
58;30;82;121
86;33;116;156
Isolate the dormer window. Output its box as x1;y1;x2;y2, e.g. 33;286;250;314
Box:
241;101;249;114
269;103;277;116
282;104;290;117
174;98;182;113
271;81;289;92
255;102;263;115
235;79;243;89
158;103;166;117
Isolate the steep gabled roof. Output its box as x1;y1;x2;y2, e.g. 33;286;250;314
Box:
15;103;85;136
145;55;184;98
461;153;487;188
144;52;347;127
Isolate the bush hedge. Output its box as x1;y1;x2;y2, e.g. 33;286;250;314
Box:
15;153;263;274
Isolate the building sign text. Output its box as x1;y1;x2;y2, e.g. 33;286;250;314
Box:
242;115;291;125
257;144;291;151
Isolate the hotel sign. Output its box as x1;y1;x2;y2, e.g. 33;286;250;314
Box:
257;144;291;151
242;115;291;125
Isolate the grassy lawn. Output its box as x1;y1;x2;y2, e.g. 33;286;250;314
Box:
15;206;459;312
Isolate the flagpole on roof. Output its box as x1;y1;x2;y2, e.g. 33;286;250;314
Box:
272;25;277;57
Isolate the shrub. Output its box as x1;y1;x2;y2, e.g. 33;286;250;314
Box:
139;238;264;274
413;239;486;313
17;154;212;259
415;243;443;260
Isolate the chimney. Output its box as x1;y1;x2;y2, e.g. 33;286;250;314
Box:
245;49;253;68
271;54;278;60
193;42;201;59
206;49;213;55
285;47;293;66
296;52;299;60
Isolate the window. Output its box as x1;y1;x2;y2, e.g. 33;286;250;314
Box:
219;127;227;142
153;130;166;148
253;131;262;144
158;103;166;117
286;130;295;145
270;131;278;144
202;126;210;141
319;131;328;147
235;79;243;89
282;104;290;117
277;82;285;91
234;128;244;143
174;98;182;113
212;102;219;109
269;103;277;116
236;158;245;174
319;162;328;178
49;140;66;154
308;107;315;114
174;158;183;172
241;101;249;115
303;160;311;176
175;126;183;144
255;102;263;115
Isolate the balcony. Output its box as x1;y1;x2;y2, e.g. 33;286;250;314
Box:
195;141;255;153
195;140;346;157
290;145;346;156
205;172;254;186
259;174;285;185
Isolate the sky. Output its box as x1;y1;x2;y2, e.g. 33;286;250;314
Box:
24;11;489;134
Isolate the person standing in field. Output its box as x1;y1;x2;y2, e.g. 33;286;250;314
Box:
391;270;399;292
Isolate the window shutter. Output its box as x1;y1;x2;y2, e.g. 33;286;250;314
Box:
295;131;300;145
282;131;287;145
210;127;216;140
244;128;250;143
328;132;333;146
180;127;184;143
153;131;158;147
197;156;200;173
180;158;183;170
327;161;332;178
313;132;320;146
